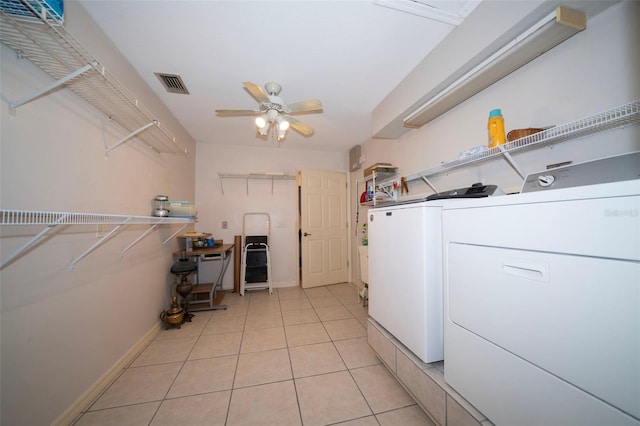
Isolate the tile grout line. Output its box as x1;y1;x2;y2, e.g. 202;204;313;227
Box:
77;320;174;421
77;284;383;425
224;292;249;426
329;285;378;423
146;309;214;425
278;288;305;426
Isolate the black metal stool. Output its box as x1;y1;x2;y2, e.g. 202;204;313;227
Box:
170;257;197;322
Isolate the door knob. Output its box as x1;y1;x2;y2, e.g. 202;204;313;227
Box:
303;232;311;236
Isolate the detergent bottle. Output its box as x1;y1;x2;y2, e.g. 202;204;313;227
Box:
488;109;506;148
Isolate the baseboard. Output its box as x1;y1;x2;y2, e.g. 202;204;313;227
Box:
221;282;354;292
223;281;299;291
52;322;162;426
273;281;298;288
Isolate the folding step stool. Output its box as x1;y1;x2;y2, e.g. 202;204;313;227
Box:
240;213;272;296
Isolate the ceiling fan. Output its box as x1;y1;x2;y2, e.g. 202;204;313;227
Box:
215;82;323;142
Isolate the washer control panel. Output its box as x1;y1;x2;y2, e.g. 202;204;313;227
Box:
537;174;556;187
521;151;640;193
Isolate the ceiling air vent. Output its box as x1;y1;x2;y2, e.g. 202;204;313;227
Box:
154;73;190;94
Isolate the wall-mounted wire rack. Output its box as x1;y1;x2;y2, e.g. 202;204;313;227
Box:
218;173;297;195
0;0;188;155
378;99;640;193
0;209;194;270
0;0;63;25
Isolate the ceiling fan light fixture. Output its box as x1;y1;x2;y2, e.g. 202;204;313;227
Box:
266;109;278;121
278;116;290;131
255;115;267;128
217;82;322;143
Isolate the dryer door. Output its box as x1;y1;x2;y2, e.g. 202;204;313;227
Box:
447;242;640;423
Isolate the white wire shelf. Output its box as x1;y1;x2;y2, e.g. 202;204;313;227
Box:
219;173;297;180
0;210;193;225
0;209;195;270
218;173;297;195
0;0;188;155
0;0;63;25
388;99;640;190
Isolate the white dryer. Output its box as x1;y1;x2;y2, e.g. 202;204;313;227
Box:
442;152;640;425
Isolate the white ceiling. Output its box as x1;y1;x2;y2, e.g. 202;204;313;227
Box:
78;0;480;152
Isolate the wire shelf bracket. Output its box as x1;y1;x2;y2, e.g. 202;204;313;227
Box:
119;219;189;256
119;222;159;258
0;213;69;270
105;121;156;155
498;146;527;180
162;224;188;246
9;62;96;115
420;176;438;193
69;218;131;271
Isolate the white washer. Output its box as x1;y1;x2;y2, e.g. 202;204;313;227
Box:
368;184;503;364
442;154;640;425
368;199;447;363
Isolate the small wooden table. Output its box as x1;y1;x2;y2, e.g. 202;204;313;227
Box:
173;244;234;311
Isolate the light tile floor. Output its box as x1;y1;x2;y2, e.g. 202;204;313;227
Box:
74;283;435;425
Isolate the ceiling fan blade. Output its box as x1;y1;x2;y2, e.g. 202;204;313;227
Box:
288;117;314;137
243;82;270;104
287;98;323;114
215;109;260;117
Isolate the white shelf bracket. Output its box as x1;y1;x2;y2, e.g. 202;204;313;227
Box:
498;146;526;179
9;62;96;115
69;217;132;271
162;224;188;246
105;121;157;155
120;222;160;257
0;214;69;270
420;176;439;193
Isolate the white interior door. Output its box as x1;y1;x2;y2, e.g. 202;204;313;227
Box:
300;169;348;288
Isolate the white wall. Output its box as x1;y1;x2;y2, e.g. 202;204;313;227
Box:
195;143;347;288
361;1;639;198
0;2;196;424
372;0;545;138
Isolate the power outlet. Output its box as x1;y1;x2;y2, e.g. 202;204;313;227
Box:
222;221;228;229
